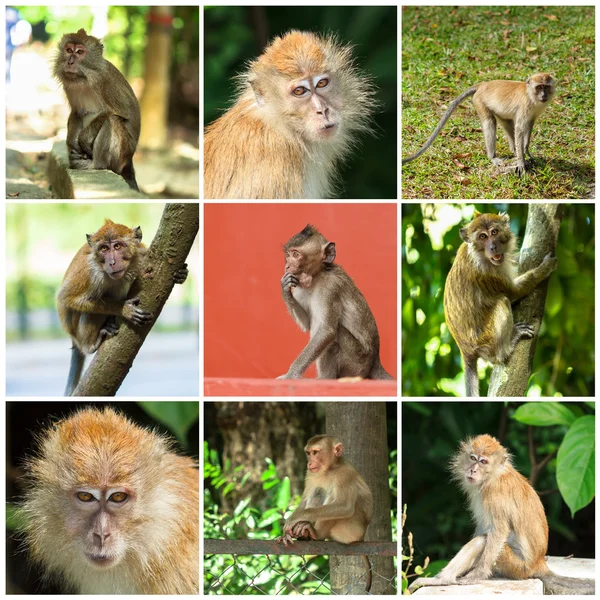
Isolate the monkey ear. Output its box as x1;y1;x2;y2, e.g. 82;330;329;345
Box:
133;226;142;242
499;212;510;223
323;242;336;264
333;443;344;457
459;228;469;243
86;233;93;247
77;28;87;36
248;73;266;107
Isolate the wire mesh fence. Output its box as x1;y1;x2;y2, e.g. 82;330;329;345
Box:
204;539;397;595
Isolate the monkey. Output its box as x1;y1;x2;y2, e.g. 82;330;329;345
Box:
409;435;595;595
278;224;392;380
277;435;373;592
19;406;199;594
54;29;141;190
56;219;188;396
402;73;555;176
443;211;557;396
204;30;377;199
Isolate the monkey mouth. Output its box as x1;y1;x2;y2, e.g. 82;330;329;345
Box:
108;269;126;279
490;254;504;265
320;123;337;135
85;553;116;568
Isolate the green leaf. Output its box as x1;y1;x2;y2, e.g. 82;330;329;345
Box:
556;415;595;517
6;503;28;531
138;401;199;446
513;402;576;426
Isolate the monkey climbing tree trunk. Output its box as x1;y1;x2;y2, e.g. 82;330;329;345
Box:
72;203;198;396
326;402;395;595
488;204;562;396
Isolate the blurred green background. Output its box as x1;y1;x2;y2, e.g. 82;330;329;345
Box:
204;6;397;200
402;203;595;397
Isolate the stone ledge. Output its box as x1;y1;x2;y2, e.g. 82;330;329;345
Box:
48;141;147;199
411;557;594;595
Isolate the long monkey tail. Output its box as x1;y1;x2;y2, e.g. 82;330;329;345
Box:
362;555;372;592
402;86;478;164
537;571;595;595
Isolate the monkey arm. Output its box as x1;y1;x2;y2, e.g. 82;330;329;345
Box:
507;253;557;302
282;325;337;378
281;273;310;331
459;526;509;582
64;294;151;326
78;112;110;157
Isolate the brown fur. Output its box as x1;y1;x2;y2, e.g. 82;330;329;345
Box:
443;211;557;396
410;435;594;595
21;407;199;594
278;224;392;380
278;435;373;591
204;30;376;199
403;73;555;175
54;29;141;190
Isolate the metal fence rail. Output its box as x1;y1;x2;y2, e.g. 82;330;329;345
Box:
204;539;397;595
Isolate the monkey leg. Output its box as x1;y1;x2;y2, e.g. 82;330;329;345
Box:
91;116;140;190
514;122;528;176
474;101;503;166
316;342;340;378
75;314;118;354
496;117;516;154
508;323;535;355
493;544;538;580
462;354;480;397
65;346;85;396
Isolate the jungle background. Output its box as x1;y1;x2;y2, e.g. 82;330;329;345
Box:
7;5;199;199
402;203;595;397
6;400;200;594
402;401;595;591
204;401;397;594
204;5;397;200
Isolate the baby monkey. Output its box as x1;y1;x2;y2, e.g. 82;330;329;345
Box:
403;73;555;175
444;212;557;396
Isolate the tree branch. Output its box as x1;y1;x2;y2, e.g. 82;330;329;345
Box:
73;203;199;396
488;204;562;397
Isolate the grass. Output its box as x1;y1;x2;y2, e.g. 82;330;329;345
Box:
401;6;594;199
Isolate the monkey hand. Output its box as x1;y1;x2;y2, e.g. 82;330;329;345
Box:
276;525;297;547
173;264;188;285
540;252;558;275
281;272;299;296
408;574;456;592
122;297;153;326
291;521;317;540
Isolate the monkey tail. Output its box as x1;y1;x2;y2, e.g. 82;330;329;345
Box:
402;86;478;164
362;555;372;593
65;346;85;396
537;572;595;595
369;357;394;380
121;161;140;191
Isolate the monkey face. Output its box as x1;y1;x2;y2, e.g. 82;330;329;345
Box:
465;213;514;266
95;240;133;279
465;452;491;485
62;42;87;76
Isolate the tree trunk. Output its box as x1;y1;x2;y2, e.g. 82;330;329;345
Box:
139;6;173;149
327;402;394;595
72;203;199;396
488;204;562;396
214;402;318;512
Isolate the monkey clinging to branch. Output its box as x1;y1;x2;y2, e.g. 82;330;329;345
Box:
409;435;595;595
205;30;377;199
444;211;557;396
54;29;141;190
403;74;555;176
278;224;392;380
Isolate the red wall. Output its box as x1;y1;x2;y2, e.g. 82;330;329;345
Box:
204;204;397;378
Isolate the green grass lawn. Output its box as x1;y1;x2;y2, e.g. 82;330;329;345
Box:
402;6;594;199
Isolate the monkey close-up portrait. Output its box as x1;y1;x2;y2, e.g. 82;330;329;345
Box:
204;6;397;200
279;224;393;380
7;403;200;594
57;218;188;396
403;406;595;596
53;29;141;190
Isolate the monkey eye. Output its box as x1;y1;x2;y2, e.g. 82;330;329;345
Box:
480;458;488;465
490;229;497;235
470;454;477;461
109;492;128;503
292;251;300;258
316;78;329;89
76;491;96;502
100;245;109;253
479;233;487;240
292;86;309;97
114;242;122;250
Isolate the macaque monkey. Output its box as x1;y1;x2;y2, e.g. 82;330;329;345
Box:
205;30;376;199
54;29;141;190
444;211;557;396
403;73;555;175
56;219;188;395
278;435;373;592
20;407;199;594
278;224;392;380
409;435;594;595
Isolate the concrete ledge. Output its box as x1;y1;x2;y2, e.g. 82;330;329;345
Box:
204;377;397;396
411;557;595;595
48;141;146;199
